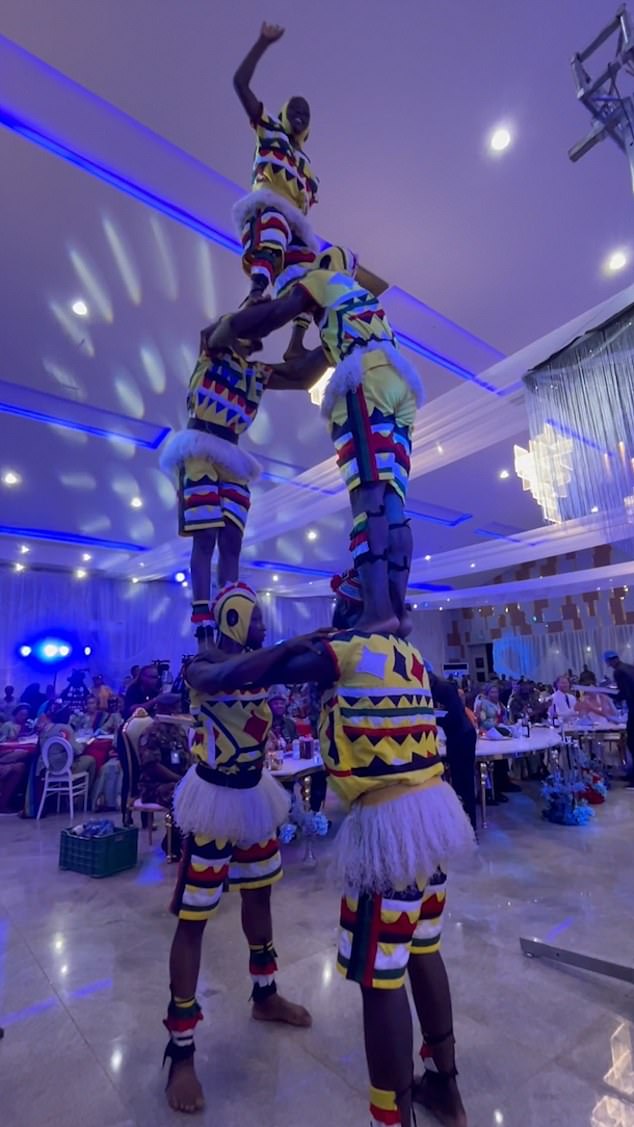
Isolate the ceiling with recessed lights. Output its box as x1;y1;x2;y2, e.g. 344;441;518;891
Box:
0;0;631;601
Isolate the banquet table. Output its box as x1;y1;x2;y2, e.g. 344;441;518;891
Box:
472;728;563;828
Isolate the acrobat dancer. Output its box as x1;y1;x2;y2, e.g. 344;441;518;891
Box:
210;247;425;633
201;571;473;1126
164;583;312;1114
160;316;326;632
233;21;319;357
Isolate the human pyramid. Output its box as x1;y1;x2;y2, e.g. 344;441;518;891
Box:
160;23;473;1127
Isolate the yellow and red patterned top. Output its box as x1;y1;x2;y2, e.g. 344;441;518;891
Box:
318;631;441;806
250;106;319;215
187;347;271;437
187;680;272;787
289;269;394;367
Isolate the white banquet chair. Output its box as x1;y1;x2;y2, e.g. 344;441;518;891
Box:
36;735;90;821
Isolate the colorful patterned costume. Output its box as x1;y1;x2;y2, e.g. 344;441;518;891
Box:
233;103;319;292
317;629;473;991
276;250;425;564
160;341;271;538
165;586;291;1066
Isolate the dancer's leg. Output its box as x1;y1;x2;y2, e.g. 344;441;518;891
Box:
350;482;398;634
165;835;231;1113
408;872;467;1126
231;837;311;1027
385;488;413;622
241;206;291;300
217;520;243;587
190;530;216;624
337;886;423;1125
362;986;414;1126
165;920;206;1113
217;480;250;587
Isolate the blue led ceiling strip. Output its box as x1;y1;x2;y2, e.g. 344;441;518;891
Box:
248;560;333;579
0;107;241;254
405;506;472;528
0;525;147;552
0;398;170;449
0;107;505;393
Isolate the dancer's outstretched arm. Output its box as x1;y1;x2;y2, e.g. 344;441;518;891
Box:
206;290;312;351
233;22;285;121
267;347;328;390
186;632;333;695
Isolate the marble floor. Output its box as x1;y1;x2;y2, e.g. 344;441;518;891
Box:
1;785;634;1127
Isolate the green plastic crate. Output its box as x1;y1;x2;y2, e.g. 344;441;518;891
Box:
59;826;139;878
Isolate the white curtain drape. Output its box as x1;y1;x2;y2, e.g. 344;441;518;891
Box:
493;626;634;684
0;570;447;690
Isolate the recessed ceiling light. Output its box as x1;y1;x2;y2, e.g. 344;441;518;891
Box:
590;505;599;514
75;567;87;579
436;444;444;454
413;603;418;609
499;469;510;480
470;562;476;568
19;545;29;555
424;554;432;561
605;248;628;274
71;299;88;317
82;552;92;562
272;573;279;582
489;126;512;153
174;571;186;583
14;562;25;573
2;470;21;486
130;496;143;509
131;577;139;584
306;529;318;541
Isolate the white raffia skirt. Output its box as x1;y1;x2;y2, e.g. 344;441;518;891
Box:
173;766;291;847
333;780;475;894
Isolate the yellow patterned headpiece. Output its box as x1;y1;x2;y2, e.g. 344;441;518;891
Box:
213;582;257;647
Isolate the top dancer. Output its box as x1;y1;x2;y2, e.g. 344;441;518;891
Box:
233;21;319;356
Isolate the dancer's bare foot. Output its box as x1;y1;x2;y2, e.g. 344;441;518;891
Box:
413;1073;468;1127
252;992;312;1027
355;613;400;636
166;1058;205;1114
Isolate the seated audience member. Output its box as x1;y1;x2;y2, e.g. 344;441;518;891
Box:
498;673;513;707
91;745;123;811
0;704;32;742
0;730;35;813
92;674;114;710
70;693;106;733
267;685;298;747
60;670;90;711
100;696;124;735
3;685;15;710
137;719;190;807
36;685;56;717
578;662;596;687
20;682;46;715
478;683;519;800
478;684;511;737
548;675;578;724
508;680;548;725
37;702;97;793
576;674;619;722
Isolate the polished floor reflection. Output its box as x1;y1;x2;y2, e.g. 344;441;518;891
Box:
1;785;634;1126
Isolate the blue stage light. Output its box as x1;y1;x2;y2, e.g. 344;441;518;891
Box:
19;644;32;657
83;645;93;657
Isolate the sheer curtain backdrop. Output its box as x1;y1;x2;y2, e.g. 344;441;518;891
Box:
492;627;634;684
0;571;447;690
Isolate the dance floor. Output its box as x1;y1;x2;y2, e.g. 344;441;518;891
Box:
1;787;634;1127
